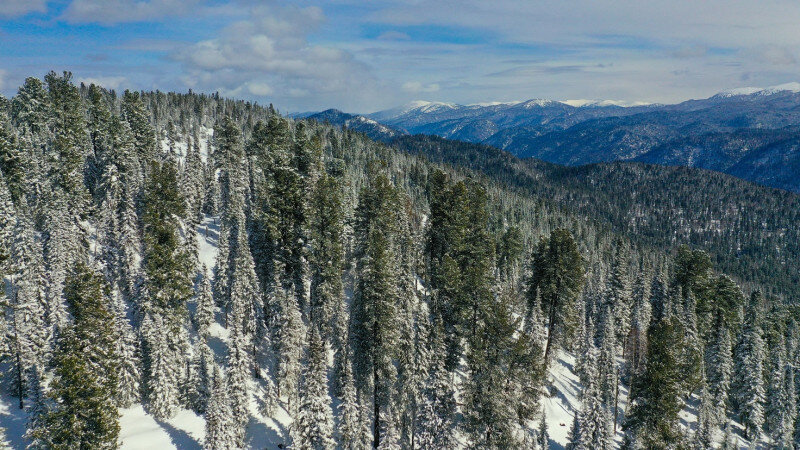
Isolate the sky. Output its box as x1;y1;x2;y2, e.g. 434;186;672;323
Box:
2;0;800;113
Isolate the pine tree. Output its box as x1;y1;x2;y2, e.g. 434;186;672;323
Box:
113;294;141;408
309;171;344;341
194;266;214;336
23;365;48;450
34;262;120;449
141;159;193;419
570;345;612;450
338;351;369;450
527;228;585;367
538;411;550;450
693;372;715;450
7;215;49;408
292;326;335;450
189;339;214;414
705;316;733;426
0;110;25;204
733;291;766;440
766;339;794;447
605;239;632;347
350;174;404;448
417;319;457;450
204;366;236;450
273;265;305;411
121;90;157;167
624;314;685;448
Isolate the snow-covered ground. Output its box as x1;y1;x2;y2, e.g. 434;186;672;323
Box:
0;213;756;448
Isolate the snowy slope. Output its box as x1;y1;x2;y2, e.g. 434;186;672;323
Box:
0;213;758;448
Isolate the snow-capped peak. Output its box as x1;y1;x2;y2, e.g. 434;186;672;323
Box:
715;81;800;98
560;99;651;108
519;98;558;108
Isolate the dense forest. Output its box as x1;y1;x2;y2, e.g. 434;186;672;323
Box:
0;72;797;449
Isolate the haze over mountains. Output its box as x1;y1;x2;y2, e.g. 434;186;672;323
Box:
303;83;800;192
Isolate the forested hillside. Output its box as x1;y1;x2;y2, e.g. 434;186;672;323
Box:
0;72;797;449
393;135;800;302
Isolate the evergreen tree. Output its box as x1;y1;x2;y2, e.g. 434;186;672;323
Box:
570;344;612;450
624;314;685;448
204;366;235;450
350;174;404;448
705;315;733;426
194;267;215;337
309;171;344;341
0;109;25;204
527;228;585;366
121;90;157;167
338;350;370;450
141;159;193;419
733;291;766;440
416;319;457;450
189;339;214;414
292;326;335;450
7;215;49;408
34;262;120;449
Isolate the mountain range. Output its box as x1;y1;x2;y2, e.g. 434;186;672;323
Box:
301;83;800;192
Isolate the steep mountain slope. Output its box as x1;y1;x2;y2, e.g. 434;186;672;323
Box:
367;85;800;192
304;109;406;142
392;134;800;302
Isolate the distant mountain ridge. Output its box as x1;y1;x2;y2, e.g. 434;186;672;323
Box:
314;84;800;192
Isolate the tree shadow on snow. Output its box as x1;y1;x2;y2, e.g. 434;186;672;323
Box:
155;418;202;450
247;414;287;449
548;437;566;450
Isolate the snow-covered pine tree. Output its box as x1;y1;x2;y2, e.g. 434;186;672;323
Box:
625;268;652;380
143;313;179;419
0;167;17;276
597;305;618;416
605;239;632;347
273;262;306;412
732;291;765;440
23;364;48;449
193;266;214;337
705;315;733;426
309;170;344;341
7;215;49;408
765;338;795;447
693;370;715;450
338;350;367;450
204;365;235;450
0;100;26;205
624;312;685;448
570;344;612;450
538;411;550;450
225;224;257;447
527;228;585;367
140;159;193;419
416;319;457;450
189;339;214;414
121;90;157;169
292;326;335;450
681;291;703;396
113;293;141;408
35;262;120;449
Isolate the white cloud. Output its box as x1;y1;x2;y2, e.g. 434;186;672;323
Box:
62;0;201;24
402;81;440;93
174;3;385;111
0;0;46;17
78;76;129;91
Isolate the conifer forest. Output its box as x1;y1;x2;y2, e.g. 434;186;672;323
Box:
0;72;798;449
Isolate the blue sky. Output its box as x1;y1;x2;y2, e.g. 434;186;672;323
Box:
2;0;800;113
